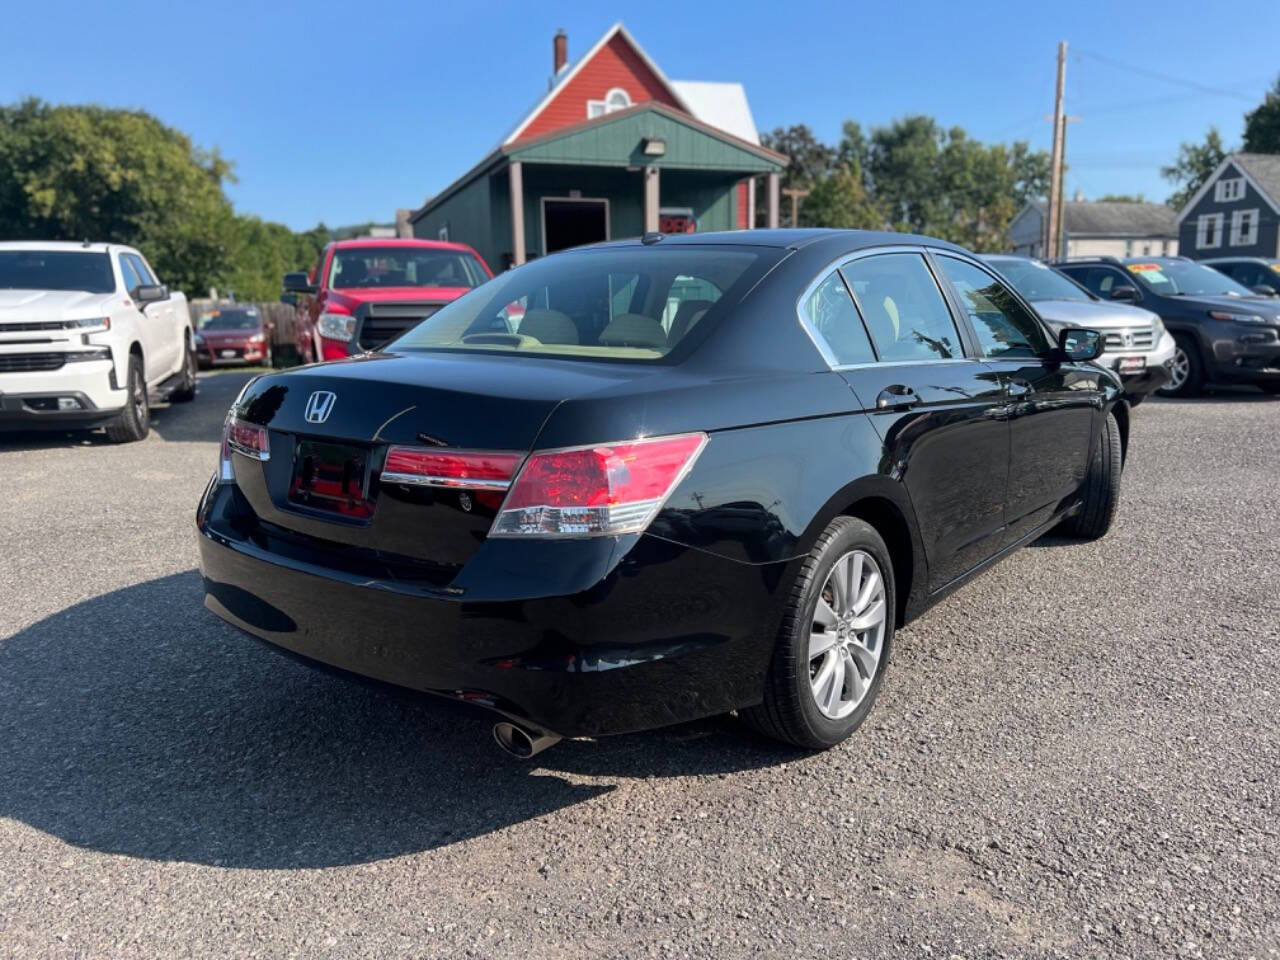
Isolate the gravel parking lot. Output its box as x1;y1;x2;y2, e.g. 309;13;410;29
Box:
1;373;1277;959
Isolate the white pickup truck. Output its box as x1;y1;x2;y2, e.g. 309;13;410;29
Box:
0;241;197;441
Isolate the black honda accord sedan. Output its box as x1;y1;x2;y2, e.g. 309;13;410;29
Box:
198;229;1121;754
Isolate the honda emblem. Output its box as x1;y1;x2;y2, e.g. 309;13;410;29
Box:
304;391;337;424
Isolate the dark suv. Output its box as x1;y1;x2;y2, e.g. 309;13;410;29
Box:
1201;257;1280;297
1054;256;1280;396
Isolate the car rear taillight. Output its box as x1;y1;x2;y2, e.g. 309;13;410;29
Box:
490;433;707;538
382;448;523;491
224;417;270;461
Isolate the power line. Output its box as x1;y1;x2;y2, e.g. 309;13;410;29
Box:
1074;49;1261;102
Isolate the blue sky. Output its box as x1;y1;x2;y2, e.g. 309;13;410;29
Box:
4;0;1276;230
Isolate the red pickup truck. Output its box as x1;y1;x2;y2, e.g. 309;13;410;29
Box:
282;238;492;363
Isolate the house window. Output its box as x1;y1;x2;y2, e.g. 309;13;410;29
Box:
1196;213;1224;249
1230;209;1259;246
1142;243;1152;256
438;224;449;242
1214;177;1245;202
586;87;632;119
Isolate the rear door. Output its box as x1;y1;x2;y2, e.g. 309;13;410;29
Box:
808;248;1010;591
933;254;1102;543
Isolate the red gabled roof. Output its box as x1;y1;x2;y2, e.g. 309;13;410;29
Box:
504;23;689;144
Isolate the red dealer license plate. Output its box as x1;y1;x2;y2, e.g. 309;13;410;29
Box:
1118;356;1146;374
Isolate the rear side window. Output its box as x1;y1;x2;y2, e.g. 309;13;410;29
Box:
391;246;777;363
801;271;875;365
840;253;961;361
935;256;1050;359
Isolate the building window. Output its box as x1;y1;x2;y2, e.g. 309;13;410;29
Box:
1230;208;1259;246
1142;243;1152;256
1214;177;1245;202
1196;213;1224;249
438;224;449;242
587;87;632;119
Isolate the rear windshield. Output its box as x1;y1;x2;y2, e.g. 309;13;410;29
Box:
0;251;115;293
329;246;488;290
389;246;776;362
987;258;1092;302
199;308;259;330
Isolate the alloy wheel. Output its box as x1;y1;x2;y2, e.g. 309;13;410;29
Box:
808;549;887;720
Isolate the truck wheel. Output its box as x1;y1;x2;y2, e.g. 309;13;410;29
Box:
1064;411;1122;540
170;338;197;403
742;516;894;750
1158;334;1203;398
105;354;150;443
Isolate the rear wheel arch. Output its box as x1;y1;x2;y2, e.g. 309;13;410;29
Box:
1111;399;1130;465
839;495;916;629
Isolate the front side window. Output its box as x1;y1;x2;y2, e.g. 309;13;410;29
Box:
328;246;488;290
391;246;777;363
937;257;1050;360
1062;265;1129;299
118;255;143;292
0;251;115;294
127;253;157;286
985;258;1092;303
801;271;875;366
840;253;960;362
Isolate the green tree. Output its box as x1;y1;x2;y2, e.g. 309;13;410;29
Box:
1243;74;1280;154
1096;193;1147;203
1162;127;1229;210
803;163;884;229
0;98;236;295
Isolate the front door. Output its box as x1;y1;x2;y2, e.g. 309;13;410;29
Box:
543;199;608;254
932;255;1102;543
831;250;1010;591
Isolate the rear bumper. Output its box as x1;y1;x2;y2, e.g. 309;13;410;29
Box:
196;478;789;737
0;360;126;427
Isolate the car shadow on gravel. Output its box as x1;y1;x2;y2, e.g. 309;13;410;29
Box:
0;570;796;869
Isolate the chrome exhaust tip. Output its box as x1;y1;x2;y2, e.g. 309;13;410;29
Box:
493;721;561;759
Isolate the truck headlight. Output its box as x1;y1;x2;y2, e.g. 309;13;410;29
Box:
64;347;113;363
317;312;356;341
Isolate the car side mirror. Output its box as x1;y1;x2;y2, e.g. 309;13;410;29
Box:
134;283;169;304
1109;285;1139;302
1058;327;1104;362
283;271;317;295
1250;284;1279;297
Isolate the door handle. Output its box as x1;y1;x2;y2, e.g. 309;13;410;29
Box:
875;385;920;410
1006;378;1034;398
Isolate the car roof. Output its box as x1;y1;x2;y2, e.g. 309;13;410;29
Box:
331;237;477;253
579;228;972;256
1200;256;1276;264
0;240;135;254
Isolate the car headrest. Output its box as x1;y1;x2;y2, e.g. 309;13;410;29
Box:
519;309;578;344
598;313;667;349
668;299;715;344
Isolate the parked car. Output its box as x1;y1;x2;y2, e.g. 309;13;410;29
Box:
0;241;196;441
1054;256;1280;397
982;255;1174;404
1200;257;1280;297
195;306;271;369
200;230;1121;755
282;238;492;364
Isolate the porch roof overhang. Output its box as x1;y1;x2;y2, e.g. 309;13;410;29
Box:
410;103;786;224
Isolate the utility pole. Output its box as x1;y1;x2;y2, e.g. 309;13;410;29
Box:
1045;41;1067;259
782;187;810;228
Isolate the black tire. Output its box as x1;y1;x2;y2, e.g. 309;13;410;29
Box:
1259;383;1280;395
170;337;197;403
742;516;895;750
1063;410;1122;540
1126;394;1145;408
105;353;150;443
1157;334;1204;398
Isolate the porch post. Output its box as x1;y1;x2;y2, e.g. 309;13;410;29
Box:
644;165;660;233
509;161;526;266
766;171;780;229
747;177;757;229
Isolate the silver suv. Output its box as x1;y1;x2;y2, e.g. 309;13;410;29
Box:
983;255;1176;404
